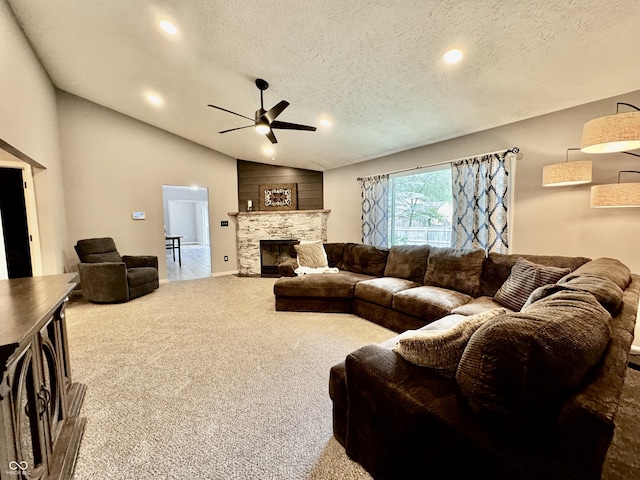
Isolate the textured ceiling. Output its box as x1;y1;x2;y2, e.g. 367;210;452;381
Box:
7;0;640;171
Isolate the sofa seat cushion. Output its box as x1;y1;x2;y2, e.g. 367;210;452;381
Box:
493;257;571;311
423;247;485;297
451;296;512;316
392;286;472;321
274;271;374;298
456;289;612;433
127;267;158;287
355;277;421;308
383;245;430;282
393;308;506;377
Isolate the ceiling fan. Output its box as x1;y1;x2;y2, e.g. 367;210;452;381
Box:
207;78;316;144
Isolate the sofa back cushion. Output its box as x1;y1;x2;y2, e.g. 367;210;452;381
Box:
323;243;346;269
383;245;430;282
456;289;612;433
558;257;631;291
480;253;591;297
423;247;485;297
342;243;389;276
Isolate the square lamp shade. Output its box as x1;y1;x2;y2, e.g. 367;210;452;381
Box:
542;160;592;187
581;111;640;153
591;183;640;208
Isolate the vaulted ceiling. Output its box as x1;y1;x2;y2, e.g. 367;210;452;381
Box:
7;0;640;171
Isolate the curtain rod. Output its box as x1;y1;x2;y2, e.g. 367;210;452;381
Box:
357;147;520;180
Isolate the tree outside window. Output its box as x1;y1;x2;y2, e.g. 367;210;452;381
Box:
389;167;452;247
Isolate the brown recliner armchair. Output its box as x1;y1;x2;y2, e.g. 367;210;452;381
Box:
74;237;159;303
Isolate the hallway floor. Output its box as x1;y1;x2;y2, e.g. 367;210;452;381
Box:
166;244;211;282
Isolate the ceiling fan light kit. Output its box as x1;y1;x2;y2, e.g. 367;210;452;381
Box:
208;78;316;144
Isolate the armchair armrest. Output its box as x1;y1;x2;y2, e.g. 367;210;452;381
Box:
78;262;129;303
123;255;158;269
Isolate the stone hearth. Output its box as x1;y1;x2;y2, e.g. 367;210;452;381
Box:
230;210;330;276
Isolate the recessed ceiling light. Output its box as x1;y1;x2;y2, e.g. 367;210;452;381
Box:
319;118;332;128
443;49;463;64
263;146;275;156
159;20;177;36
145;93;163;106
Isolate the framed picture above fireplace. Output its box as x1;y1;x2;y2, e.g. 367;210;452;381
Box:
259;183;298;211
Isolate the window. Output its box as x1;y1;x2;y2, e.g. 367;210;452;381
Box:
389;166;452;247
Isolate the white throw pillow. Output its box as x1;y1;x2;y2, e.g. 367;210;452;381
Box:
294;240;328;269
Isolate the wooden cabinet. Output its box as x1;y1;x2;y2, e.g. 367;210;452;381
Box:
0;274;86;480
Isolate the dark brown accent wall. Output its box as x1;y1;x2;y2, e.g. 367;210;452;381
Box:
237;159;323;211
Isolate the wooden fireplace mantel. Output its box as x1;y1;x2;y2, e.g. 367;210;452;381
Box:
228;209;331;216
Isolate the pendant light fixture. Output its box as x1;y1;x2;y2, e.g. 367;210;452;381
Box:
542;148;592;187
591;170;640;208
581;103;640;154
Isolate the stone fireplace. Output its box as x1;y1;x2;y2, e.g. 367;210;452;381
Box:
229;209;330;276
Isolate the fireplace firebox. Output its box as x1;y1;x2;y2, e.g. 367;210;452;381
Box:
260;239;296;277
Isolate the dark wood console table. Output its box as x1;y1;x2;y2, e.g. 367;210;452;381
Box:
0;274;86;480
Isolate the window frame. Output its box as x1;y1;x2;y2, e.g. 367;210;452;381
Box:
388;164;453;248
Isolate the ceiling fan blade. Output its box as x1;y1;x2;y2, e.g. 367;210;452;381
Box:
264;100;290;123
270;121;317;132
266;130;278;144
219;125;254;134
207;104;254;122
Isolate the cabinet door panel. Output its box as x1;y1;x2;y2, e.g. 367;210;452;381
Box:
9;346;47;480
40;332;63;448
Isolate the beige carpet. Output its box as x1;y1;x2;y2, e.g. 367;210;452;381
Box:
65;275;640;479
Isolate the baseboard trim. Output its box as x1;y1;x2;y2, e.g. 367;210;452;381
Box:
212;270;239;277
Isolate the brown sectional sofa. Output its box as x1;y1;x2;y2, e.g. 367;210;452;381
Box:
274;243;639;480
275;243;590;332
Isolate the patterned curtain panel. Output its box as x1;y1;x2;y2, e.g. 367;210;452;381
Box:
358;174;389;247
451;151;514;253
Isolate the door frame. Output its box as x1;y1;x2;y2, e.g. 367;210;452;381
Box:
0;158;43;277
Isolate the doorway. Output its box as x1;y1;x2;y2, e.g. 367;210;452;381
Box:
162;185;211;281
0;155;44;279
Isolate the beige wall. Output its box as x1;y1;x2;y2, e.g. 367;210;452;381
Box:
58;92;239;280
0;0;68;274
325;90;640;273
